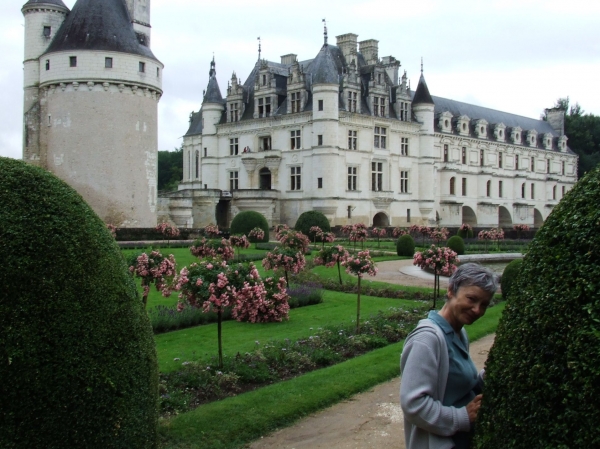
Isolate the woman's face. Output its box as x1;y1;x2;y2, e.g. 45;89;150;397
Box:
445;285;492;330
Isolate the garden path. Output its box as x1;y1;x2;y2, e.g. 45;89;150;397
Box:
248;260;495;448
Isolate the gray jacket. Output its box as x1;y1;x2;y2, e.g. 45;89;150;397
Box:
400;319;480;449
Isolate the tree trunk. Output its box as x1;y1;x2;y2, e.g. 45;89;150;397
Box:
337;260;343;285
356;276;362;333
217;308;223;368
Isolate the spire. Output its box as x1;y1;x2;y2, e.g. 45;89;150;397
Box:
413;69;434;105
209;55;216;78
421;57;423;74
322;19;328;46
311;44;339;85
204;58;224;104
257;36;261;60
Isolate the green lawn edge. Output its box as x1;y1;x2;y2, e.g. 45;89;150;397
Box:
158;302;505;449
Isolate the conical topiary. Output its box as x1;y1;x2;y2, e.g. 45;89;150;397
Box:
473;166;600;448
0;157;158;448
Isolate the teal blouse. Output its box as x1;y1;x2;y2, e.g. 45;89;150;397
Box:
428;310;478;449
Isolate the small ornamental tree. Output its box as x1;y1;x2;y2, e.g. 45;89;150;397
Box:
248;227;265;247
277;229;311;253
478;228;504;253
190;237;235;261
513;223;530;240
341;224;354;243
229;234;250;260
397;234;416;256
429;227;449;244
156;221;180;247
349;225;368;250
457;223;474;239
262;246;306;286
392;226;408;237
309;226;322;243
342;250;377;332
447;235;465;255
371;227;387;247
413;245;459;308
203;224;220;239
129;250;176;308
230;211;269;242
410;224;431;248
314;244;350;285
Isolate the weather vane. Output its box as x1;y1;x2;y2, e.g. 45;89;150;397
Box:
257;36;261;60
322;18;328;46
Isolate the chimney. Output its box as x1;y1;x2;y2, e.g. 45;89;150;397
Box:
359;39;379;65
336;33;358;63
545;107;565;136
280;54;297;65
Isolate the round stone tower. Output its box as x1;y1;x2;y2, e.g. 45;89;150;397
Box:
22;0;164;227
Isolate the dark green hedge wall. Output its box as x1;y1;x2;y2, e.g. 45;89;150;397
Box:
0;157;158;449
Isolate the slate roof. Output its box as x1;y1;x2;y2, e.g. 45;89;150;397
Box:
309;44;343;85
44;0;157;60
23;0;69;8
412;73;434;105
203;60;225;104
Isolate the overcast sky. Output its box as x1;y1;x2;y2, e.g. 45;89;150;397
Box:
1;0;598;160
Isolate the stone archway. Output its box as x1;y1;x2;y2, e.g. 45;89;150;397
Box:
462;206;477;226
498;206;513;227
259;167;271;190
373;212;389;227
534;208;544;228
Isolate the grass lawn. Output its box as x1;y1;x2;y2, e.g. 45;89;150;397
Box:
158;303;505;449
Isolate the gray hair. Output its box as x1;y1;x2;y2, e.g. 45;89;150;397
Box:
448;263;499;297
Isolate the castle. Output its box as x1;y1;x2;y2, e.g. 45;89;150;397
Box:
22;0;163;227
163;30;578;230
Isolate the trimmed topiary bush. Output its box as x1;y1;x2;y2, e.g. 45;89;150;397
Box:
294;210;331;239
446;235;465;255
499;258;522;301
0;157;158;448
230;210;269;242
396;234;415;256
474;166;600;449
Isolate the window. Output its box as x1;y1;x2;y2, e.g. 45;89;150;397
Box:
486;180;491;197
261;136;271;151
521;183;526;198
450;177;456;195
374;126;387;149
258;97;271;117
45;59;50;71
317;135;323;146
547;159;551;174
69;56;77;67
462;178;467;196
347;167;357;191
499;152;503;168
401;138;409;156
139;61;145;73
291;92;301;113
531;183;535;199
229;138;239;156
318;178;323;188
373;96;386;117
195;150;199;179
229;171;239;190
371;162;383;191
462;147;467;164
43;26;51;37
290;130;301;149
348;206;352;219
562;185;566;196
157;67;160;77
348;91;357;112
318;99;323;111
399;101;409;121
348;130;357;150
407;208;411;222
203;147;207;157
262;74;267;86
290;166;301;190
515;154;519;169
531;157;535;172
443;144;448;162
562;161;565;175
378;73;382;84
105;57;113;68
499;180;503;198
480;150;484;167
229;102;239;122
400;171;409;193
553;185;557;200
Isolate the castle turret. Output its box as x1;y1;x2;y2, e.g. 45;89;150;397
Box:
412;71;436;223
201;58;225;135
23;0;163;227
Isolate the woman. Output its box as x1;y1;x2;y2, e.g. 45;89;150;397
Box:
400;263;498;449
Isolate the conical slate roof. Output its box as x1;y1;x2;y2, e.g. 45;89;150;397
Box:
203;59;224;104
413;73;434;105
22;0;68;9
44;0;157;60
311;44;341;85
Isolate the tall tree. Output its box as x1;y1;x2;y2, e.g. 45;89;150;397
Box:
158;146;183;191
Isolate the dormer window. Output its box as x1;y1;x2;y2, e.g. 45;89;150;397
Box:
348;91;358;113
494;123;506;142
543;133;553;150
262;74;267;86
373;96;386;117
558;135;568;152
378;73;382;84
438;111;453;133
229;102;240;122
258;97;271;118
398;101;409;121
474;119;488;139
527;130;538;148
457;115;470;136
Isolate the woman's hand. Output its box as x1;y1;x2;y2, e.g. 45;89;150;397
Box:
466;394;483;422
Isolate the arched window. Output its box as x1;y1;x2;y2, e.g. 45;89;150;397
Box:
195;150;199;179
450;177;456;195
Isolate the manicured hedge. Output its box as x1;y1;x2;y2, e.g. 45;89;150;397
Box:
0;157;158;448
499;258;522;301
474;166;600;448
447;235;465;255
396;234;415;256
294;210;331;238
230;211;269;242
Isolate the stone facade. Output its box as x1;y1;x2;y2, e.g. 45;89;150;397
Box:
22;0;163;227
169;32;577;230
